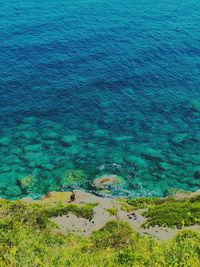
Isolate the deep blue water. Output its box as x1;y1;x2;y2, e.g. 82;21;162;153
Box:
1;0;200;198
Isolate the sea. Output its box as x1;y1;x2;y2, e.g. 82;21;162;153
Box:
0;0;200;198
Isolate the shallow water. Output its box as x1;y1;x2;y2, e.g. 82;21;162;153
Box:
1;0;200;198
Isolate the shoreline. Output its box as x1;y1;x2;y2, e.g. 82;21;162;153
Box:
14;188;199;241
1;188;200;265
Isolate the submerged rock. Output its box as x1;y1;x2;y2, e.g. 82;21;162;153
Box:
12;147;21;155
93;129;108;138
92;174;123;189
113;136;133;142
0;137;10;146
158;162;170;171
42;163;54;170
140;148;163;160
27;154;51;169
61;169;87;188
194;170;200;180
16;175;35;194
4;186;22;197
60;135;77;146
24;131;38;140
126;155;148;168
189;99;200;113
193;133;200;142
24;144;42;153
170;133;189;145
44;130;59;140
0;183;7;192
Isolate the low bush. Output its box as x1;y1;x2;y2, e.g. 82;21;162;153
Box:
143;201;200;228
91;220;134;249
0;197;199;266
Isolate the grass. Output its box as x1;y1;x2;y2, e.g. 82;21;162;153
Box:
121;194;200;229
123;197;159;209
143;201;200;228
91;221;133;249
0;197;200;266
107;207;118;216
42;202;97;221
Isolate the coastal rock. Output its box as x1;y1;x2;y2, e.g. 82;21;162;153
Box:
39;191;72;204
92;174;122;189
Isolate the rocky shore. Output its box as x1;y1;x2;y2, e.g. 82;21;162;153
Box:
1;188;200;266
22;189;200;241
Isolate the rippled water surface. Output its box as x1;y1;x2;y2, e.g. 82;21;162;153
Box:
1;0;200;198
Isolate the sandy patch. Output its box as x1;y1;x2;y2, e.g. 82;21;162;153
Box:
23;190;200;241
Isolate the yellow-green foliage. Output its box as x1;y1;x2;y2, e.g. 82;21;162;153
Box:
91;221;133;249
136;195;200;229
124;197;159;209
107;207;118;216
0;199;200;266
123;196;185;210
123;195;200;229
143;201;200;228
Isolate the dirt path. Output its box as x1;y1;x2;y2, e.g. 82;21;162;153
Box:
51;190;118;236
26;190;200;241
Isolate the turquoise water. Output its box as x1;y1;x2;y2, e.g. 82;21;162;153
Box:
1;0;200;198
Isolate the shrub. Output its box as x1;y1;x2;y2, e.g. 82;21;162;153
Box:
0;196;199;266
143;202;200;228
166;231;200;267
91;220;134;249
107;207;118;216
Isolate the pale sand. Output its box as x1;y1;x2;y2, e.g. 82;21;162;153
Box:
23;190;200;241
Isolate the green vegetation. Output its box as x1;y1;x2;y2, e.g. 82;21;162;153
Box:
123;197;159;209
91;221;133;249
42;202;97;221
122;194;200;229
107;207;118;216
143;201;200;228
0;197;200;266
0;200;96;225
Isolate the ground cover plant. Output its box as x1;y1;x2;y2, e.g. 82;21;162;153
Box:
0;198;199;266
122;193;200;228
